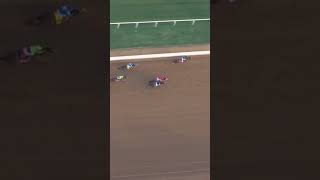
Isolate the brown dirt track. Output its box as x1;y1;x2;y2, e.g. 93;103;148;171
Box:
110;56;210;179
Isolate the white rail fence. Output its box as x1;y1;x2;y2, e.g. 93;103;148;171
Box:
110;18;210;29
110;51;210;62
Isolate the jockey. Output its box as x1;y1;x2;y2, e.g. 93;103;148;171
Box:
17;45;53;63
116;75;126;81
26;45;46;55
126;63;136;69
57;5;80;18
0;45;52;64
180;56;189;62
54;5;83;24
20;45;52;57
155;76;168;82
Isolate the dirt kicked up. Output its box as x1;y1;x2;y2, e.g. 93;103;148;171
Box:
110;55;210;179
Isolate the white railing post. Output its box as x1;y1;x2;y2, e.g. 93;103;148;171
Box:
110;18;210;29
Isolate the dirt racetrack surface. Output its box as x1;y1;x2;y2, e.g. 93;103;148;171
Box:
110;56;210;179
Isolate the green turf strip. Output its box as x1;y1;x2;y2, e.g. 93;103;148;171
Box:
110;0;210;49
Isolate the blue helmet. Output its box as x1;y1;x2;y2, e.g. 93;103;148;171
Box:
58;5;78;16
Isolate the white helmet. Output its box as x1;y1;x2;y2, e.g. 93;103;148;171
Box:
128;63;135;67
154;81;160;86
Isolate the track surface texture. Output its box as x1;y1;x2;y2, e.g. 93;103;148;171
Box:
110;56;210;179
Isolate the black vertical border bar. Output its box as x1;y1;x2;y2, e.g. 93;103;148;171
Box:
213;0;320;179
0;1;109;179
210;1;214;180
106;0;111;178
211;0;216;179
